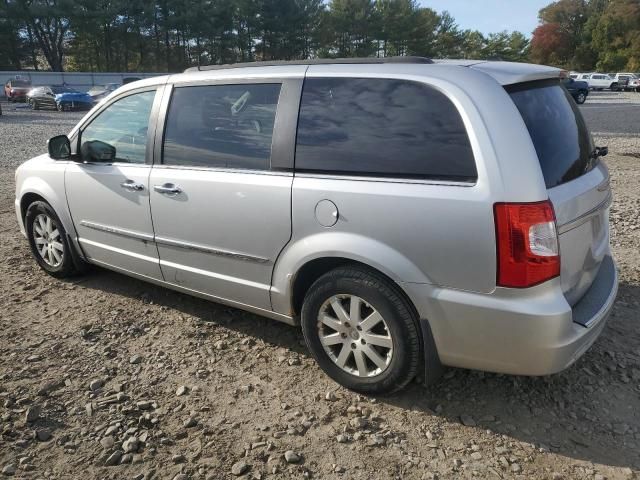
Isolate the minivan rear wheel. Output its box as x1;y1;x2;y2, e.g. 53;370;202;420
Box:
301;266;421;394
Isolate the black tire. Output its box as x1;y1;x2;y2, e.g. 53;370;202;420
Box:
57;102;65;112
30;99;39;110
301;266;423;395
25;201;78;278
576;91;587;104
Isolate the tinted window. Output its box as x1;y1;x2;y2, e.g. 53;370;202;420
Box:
163;84;281;170
508;80;595;189
295;78;476;180
81;90;156;164
12;80;31;87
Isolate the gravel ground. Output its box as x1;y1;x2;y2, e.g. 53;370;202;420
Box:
581;91;640;136
0;99;639;480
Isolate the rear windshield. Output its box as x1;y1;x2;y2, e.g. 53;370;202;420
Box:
507;80;595;189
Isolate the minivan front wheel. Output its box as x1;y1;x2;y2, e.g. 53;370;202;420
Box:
301;266;421;394
25;201;78;277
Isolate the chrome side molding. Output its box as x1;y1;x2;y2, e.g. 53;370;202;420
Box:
79;220;154;242
155;236;271;264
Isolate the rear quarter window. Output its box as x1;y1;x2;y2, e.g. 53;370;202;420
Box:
508;80;595;189
295;77;477;181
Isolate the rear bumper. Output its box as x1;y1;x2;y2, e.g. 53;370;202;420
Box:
405;254;618;376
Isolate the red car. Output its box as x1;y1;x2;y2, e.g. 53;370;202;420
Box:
4;77;32;102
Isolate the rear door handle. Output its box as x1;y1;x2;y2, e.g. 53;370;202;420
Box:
120;180;144;191
153;183;182;195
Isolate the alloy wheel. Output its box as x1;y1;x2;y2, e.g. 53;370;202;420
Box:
32;213;64;267
317;294;393;378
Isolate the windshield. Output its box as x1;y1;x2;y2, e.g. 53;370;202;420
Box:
508;80;595;189
51;86;78;94
12;80;31;87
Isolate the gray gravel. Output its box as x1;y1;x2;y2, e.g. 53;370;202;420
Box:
0;100;83;168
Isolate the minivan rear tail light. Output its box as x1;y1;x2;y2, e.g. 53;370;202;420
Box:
494;201;560;288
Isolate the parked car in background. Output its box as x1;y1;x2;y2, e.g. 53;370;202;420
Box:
583;73;617;90
563;77;589;104
14;58;617;394
4;77;32;102
87;83;121;102
613;73;640;91
628;76;640;92
27;85;94;111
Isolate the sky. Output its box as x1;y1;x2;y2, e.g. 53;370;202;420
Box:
420;0;551;36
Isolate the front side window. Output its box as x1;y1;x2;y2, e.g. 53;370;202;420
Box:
162;83;281;170
295;77;477;181
81;90;156;164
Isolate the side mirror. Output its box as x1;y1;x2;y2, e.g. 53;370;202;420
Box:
47;135;71;160
80;140;116;163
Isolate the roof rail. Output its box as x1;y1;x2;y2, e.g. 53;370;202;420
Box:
184;56;433;73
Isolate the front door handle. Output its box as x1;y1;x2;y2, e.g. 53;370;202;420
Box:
120;180;144;191
153;183;182;195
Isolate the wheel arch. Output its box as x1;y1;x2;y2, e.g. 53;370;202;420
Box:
271;232;433;319
18;175;80;252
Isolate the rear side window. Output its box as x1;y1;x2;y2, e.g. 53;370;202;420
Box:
163;84;281;170
295;77;477;181
508;80;595;189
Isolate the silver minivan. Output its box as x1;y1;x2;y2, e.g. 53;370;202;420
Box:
15;58;618;394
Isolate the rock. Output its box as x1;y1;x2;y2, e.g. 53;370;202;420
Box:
183;417;198;428
105;450;123;466
511;463;522;473
284;450;301;464
368;435;385;446
100;436;115;449
120;453;132;464
25;405;41;423
37;379;64;396
130;354;143;364
470;452;482;460
136;400;153;411
460;415;476;427
123;437;139;453
452;459;462;468
336;434;349;443
173;475;188;480
89;379;104;391
176;385;188;396
36;429;51;442
231;460;249;476
349;417;368;429
171;454;186;464
214;340;227;350
2;464;16;476
325;391;337;402
594;475;605;480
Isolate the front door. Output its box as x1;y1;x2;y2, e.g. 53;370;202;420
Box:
149;82;294;310
65;87;164;279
